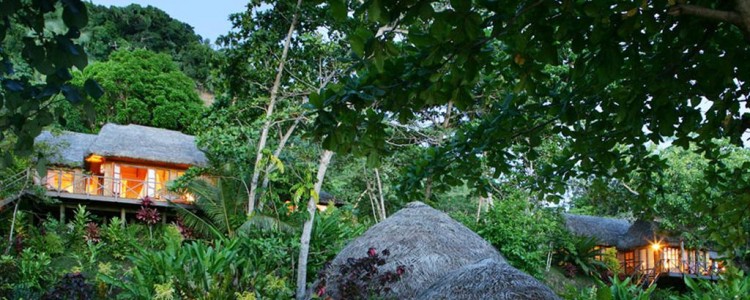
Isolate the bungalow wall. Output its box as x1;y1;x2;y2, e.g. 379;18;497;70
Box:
97;161;187;200
611;245;720;276
45;159;190;203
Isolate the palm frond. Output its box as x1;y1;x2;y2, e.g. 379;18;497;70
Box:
169;200;224;240
237;213;295;234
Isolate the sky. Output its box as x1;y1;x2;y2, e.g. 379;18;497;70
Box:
89;0;247;44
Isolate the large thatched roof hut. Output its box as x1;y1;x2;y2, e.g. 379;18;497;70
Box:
314;202;558;300
417;259;560;300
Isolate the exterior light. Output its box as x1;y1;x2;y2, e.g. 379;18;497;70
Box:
651;242;661;251
86;155;104;163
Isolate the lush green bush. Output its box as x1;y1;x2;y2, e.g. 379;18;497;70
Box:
99;226;296;299
556;235;607;278
673;268;750;300
562;276;655;300
64;49;204;133
466;190;566;278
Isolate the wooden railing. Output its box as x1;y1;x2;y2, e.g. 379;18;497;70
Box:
44;170;191;203
628;258;720;287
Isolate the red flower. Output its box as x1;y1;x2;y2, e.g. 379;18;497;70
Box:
316;285;326;297
368;247;377;257
141;196;154;207
396;265;405;276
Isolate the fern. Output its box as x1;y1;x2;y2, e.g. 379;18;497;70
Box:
171;176;292;239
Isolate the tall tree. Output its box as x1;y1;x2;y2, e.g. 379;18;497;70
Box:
296;150;334;299
247;0;304;216
83;3;216;88
310;0;750;199
64;49;204;132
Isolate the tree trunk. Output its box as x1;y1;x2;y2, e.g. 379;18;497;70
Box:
296;150;334;299
248;0;303;215
4;169;30;254
258;118;301;211
374;168;387;219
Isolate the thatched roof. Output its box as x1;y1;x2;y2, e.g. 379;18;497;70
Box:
417;259;559;300
314;202;557;299
618;219;680;250
564;214;631;247
35;131;97;167
564;214;680;250
318;191;344;206
87;123;207;167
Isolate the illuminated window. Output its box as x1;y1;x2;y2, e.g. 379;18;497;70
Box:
46;170;75;193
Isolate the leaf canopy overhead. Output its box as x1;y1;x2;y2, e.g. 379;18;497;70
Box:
310;0;750;199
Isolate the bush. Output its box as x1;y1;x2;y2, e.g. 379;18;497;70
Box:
467;190;566;278
556;235;606;277
29;232;65;256
101;217;137;260
562;276;654;300
675;267;750;300
315;248;406;299
99;232;297;299
42;272;94;300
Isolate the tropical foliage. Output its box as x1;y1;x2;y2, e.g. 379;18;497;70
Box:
1;0;749;299
61;49;204;133
466;190;566;278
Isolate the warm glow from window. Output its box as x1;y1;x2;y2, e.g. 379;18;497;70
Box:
651;242;661;251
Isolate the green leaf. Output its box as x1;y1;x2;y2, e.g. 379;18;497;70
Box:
36;157;48;177
596;285;613;300
84;79;104;99
450;0;470;13
61;84;83;104
62;0;88;28
369;0;383;22
350;27;371;57
330;0;347;21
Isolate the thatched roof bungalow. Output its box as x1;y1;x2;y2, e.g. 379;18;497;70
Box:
314;202;558;300
563;213;721;285
33;123;208;210
35;124;207;168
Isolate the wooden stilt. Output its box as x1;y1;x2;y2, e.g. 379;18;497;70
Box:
59;205;66;223
120;208;126;228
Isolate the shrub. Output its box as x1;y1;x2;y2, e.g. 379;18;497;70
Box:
99;234;295;299
42;272;94;300
101;217;136;260
599;276;655;300
467;190;566;278
675;267;750;300
556;235;606;277
315;248;406;299
29;232;65;256
18;249;55;290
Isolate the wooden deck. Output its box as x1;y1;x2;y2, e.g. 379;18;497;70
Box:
44;190;191;208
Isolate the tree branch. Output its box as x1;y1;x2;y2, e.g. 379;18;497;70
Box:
668;4;742;25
